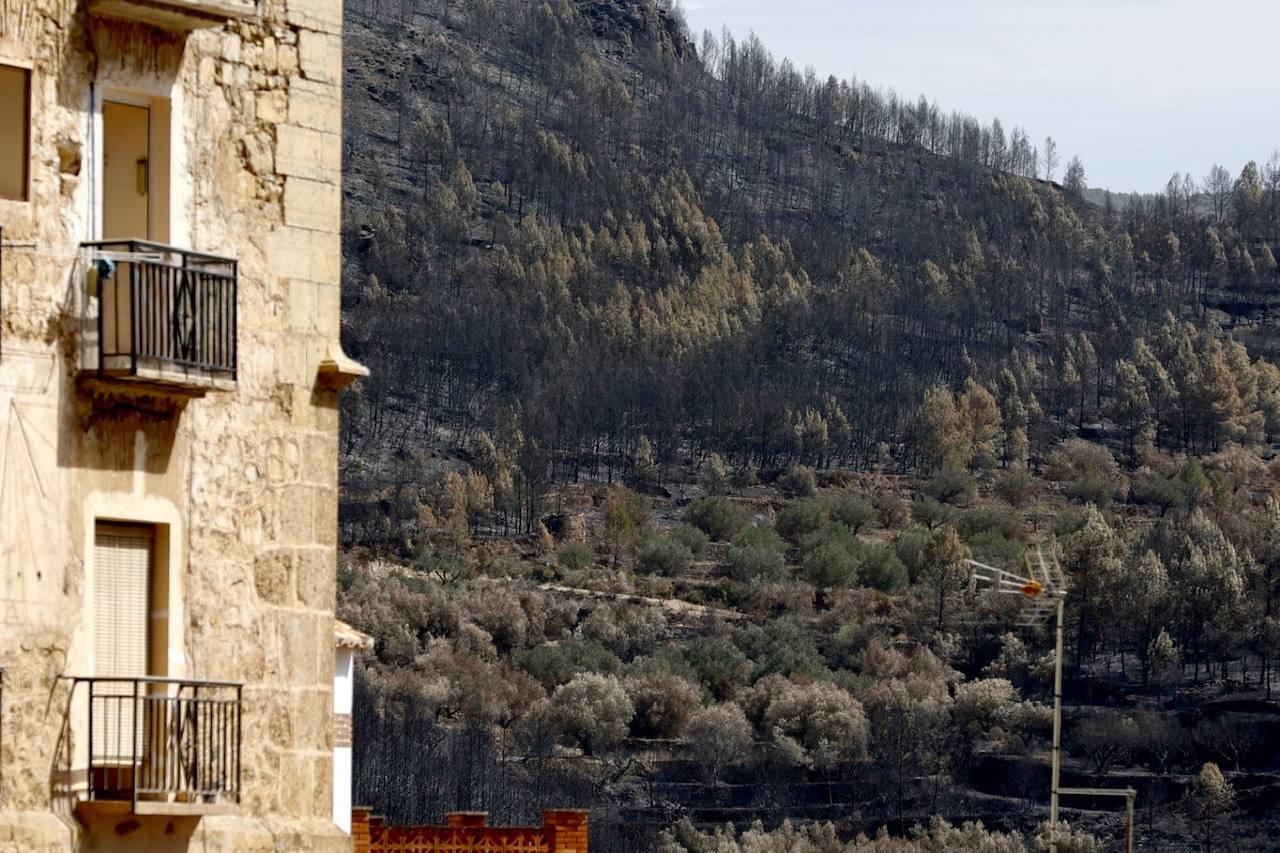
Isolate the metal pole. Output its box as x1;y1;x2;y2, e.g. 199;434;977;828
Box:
1125;788;1135;853
1050;593;1065;853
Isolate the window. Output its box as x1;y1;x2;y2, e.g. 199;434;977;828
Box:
0;64;30;202
91;523;154;761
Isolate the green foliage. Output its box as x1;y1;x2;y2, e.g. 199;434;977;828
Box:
829;492;876;533
872;491;908;528
857;543;909;592
745;618;828;680
994;467;1035;507
515;639;620;690
803;542;859;589
683;496;749;541
683;636;751;700
956;507;1024;541
337;563;359;591
1052;508;1088;537
727;543;787;583
775;498;828;540
557;541;596;572
911;496;958;530
669;523;711;557
1131;470;1184;514
636;536;695;576
893;527;933;584
1066;473;1116;508
777;463;817;497
966;529;1025;571
923;466;977;505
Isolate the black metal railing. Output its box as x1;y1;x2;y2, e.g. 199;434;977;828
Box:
77;676;242;811
81;240;237;382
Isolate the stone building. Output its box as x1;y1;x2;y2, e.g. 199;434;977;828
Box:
0;0;363;845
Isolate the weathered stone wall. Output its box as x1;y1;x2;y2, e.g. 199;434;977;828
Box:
0;0;351;846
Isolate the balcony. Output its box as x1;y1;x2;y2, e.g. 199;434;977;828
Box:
73;676;242;818
80;240;237;399
87;0;257;30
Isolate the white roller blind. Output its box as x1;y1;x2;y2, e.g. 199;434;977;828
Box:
93;524;152;678
92;523;153;761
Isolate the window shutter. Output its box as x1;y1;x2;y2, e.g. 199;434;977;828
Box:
92;523;153;761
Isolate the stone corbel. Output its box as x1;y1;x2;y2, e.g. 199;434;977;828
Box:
316;342;369;391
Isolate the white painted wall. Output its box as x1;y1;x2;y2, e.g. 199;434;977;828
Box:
333;647;354;833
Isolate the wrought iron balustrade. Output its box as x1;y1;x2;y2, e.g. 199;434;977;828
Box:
80;240;237;389
76;676;242;813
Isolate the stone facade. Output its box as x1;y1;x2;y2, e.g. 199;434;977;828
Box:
0;0;358;846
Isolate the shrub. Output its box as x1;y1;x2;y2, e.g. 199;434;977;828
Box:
732;524;788;553
775;499;827;540
803;542;858;588
699;453;730;494
893;527;932;583
764;680;869;764
1131;471;1184;514
857;543;908;592
624;672;702;738
669;523;711;557
727;544;787;582
829;493;875;532
1066;473;1116;508
966;529;1025;571
684;496;750;541
777;463;817;497
557;541;596;572
686;704;752;781
636;536;694;576
549;673;634;755
684;636;751;700
515;639;620;690
923;466;977;505
957;507;1024;541
1047;439;1127;506
748;618;828;680
872;491;908;528
910;496;957;529
995;467;1035;507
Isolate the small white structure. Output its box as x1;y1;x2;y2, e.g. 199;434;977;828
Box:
333;619;375;833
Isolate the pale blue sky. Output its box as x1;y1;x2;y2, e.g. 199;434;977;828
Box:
680;0;1279;193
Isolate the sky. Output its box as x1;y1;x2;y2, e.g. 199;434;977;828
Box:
679;0;1279;194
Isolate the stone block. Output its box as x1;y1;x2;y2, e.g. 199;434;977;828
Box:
275;124;340;182
287;78;341;134
256;89;287;124
315;281;340;333
276;751;316;815
266;225;340;283
286;0;344;35
254;548;295;605
279;484;316;544
284;177;339;231
288;278;318;332
295;546;335;610
298;29;342;84
313;486;337;548
279;611;321;684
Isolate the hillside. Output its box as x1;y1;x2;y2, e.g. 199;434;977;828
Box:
335;1;1280;850
338;0;1280;520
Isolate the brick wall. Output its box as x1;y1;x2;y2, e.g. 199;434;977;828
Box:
351;808;589;853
